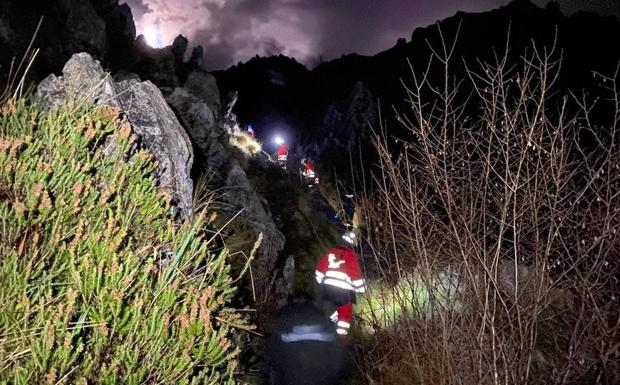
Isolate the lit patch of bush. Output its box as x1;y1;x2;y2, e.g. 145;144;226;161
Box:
0;100;247;384
229;132;262;156
355;270;463;334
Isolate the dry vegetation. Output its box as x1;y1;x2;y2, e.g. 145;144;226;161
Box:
229;131;263;156
356;29;619;385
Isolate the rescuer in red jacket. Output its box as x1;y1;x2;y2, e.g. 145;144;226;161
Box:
315;231;365;338
277;144;289;170
301;158;318;188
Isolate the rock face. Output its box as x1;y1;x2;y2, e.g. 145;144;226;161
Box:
184;71;221;115
133;36;178;91
0;0;207;95
62;0;107;57
33;52;285;304
167;88;216;151
36;53;194;219
167;82;285;303
305;80;377;173
319;81;376;152
0;0;135;85
36;53;118;108
115;80;194;217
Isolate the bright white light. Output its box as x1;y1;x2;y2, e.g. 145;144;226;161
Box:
142;25;164;48
274;136;285;145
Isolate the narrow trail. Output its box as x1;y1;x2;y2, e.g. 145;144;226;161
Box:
301;191;337;251
237;152;360;384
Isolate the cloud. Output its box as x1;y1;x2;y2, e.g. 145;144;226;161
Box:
121;0;619;70
122;0;319;69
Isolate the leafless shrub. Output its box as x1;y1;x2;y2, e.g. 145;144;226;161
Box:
357;25;619;385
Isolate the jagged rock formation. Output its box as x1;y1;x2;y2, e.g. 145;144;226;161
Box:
0;0;205;95
167;88;217;152
312;81;377;160
132;36;178;91
0;0;135;83
184;71;221;115
166;80;285;303
215;0;620;160
36;53;194;219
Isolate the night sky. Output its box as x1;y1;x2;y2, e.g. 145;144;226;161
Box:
121;0;620;70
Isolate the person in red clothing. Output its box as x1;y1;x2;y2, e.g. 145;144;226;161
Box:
301;158;318;188
276;144;289;170
315;231;365;338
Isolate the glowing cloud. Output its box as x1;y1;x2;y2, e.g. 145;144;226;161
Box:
140;24;164;47
121;0;619;70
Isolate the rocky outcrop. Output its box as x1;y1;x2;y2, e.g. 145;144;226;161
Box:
0;0;207;96
36;53;117;107
36;53;194;219
171;35;189;71
133;36;178;92
91;0;137;71
167;88;217;152
114;80;194;217
184;71;221;116
304;80;376;170
319;81;376;151
167;84;285;303
0;0;136;86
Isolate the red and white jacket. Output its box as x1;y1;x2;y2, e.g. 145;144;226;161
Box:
277;145;289;161
315;247;365;293
302;162;315;178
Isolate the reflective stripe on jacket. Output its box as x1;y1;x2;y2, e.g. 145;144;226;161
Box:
315;247;366;293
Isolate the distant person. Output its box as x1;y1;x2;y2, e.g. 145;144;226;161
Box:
247;124;256;138
262;296;349;385
315;231;366;338
276;144;289;170
301;158;318;188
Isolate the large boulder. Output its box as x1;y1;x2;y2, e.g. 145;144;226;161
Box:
184;71;221;116
167;88;217;151
115;80;194;217
36;53;194;219
36;52;118;108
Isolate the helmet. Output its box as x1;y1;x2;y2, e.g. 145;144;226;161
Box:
342;231;357;246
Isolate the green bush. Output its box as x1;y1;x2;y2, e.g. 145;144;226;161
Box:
0;100;246;384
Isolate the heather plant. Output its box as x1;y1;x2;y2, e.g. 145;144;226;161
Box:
0;99;248;384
